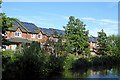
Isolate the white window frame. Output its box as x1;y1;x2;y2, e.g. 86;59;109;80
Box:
55;38;58;42
50;37;53;41
38;34;42;39
31;34;36;38
15;32;22;37
93;43;95;46
90;42;92;46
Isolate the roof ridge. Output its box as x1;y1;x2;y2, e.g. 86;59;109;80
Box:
15;19;30;32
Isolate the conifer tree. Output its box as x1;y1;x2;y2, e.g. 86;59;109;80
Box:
97;29;110;55
63;16;90;55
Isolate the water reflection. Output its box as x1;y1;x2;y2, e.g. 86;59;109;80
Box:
62;65;120;79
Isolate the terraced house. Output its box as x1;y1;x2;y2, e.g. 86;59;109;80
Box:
5;19;65;50
4;19;98;51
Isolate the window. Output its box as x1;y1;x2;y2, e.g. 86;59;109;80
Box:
15;32;22;37
93;43;95;46
90;42;92;46
55;38;58;42
31;34;35;38
38;34;42;39
50;37;53;41
44;36;47;38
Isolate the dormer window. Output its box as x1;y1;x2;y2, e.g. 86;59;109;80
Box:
38;34;42;39
15;32;22;37
31;34;35;38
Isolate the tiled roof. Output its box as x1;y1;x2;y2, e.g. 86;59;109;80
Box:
39;28;52;37
51;28;65;35
21;22;40;34
9;19;65;37
9;21;27;32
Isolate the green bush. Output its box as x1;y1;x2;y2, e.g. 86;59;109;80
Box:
59;54;75;70
2;50;23;79
2;46;120;79
21;41;42;54
2;50;75;79
72;57;91;69
90;55;120;67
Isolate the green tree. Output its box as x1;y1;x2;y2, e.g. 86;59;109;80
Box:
63;16;90;55
53;33;65;55
97;29;110;55
0;0;2;8
0;0;2;4
21;41;42;54
1;13;15;46
108;35;120;56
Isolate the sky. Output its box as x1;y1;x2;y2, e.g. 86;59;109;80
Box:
1;2;118;37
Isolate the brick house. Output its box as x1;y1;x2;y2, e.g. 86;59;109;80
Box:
5;19;48;50
5;19;65;50
88;36;98;51
5;19;98;51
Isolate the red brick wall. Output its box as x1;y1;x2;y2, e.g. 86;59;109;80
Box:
6;28;48;43
22;32;27;38
89;41;97;50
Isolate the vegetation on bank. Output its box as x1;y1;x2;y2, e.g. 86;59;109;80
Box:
2;41;120;79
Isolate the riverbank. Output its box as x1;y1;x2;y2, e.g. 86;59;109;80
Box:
2;50;120;79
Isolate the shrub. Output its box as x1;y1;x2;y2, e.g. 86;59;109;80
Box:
2;50;23;79
72;57;90;69
60;54;75;70
21;41;42;54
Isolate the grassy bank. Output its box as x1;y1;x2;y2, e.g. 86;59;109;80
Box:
2;50;120;79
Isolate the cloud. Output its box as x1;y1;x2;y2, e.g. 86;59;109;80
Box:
98;19;118;23
81;17;96;21
64;16;69;19
81;17;118;24
99;23;108;25
89;24;118;37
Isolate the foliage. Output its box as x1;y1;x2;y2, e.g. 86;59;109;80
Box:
90;55;120;66
2;43;75;79
1;13;15;46
43;32;65;55
108;35;120;56
59;54;75;70
97;29;110;55
2;49;120;79
72;57;90;69
63;16;90;55
2;50;23;79
21;41;42;54
0;0;2;4
53;34;65;54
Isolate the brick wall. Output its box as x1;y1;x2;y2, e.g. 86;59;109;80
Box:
6;28;47;43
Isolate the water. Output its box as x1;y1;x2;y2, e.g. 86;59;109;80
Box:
53;65;120;79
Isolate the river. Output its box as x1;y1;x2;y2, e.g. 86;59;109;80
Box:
50;65;120;80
